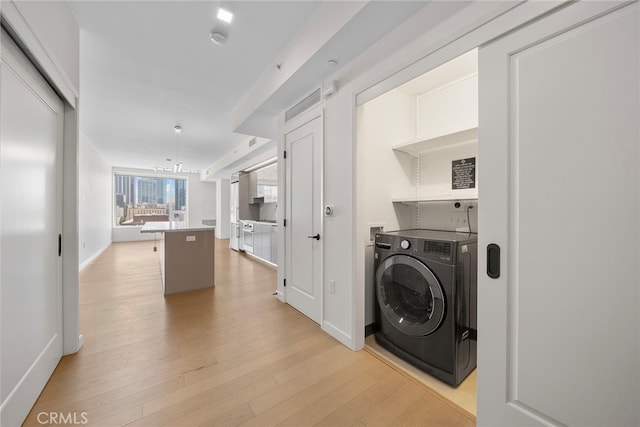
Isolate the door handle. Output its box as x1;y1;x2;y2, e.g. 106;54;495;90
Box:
487;243;500;279
307;234;320;241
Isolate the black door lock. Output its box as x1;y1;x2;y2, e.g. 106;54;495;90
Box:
487;243;500;279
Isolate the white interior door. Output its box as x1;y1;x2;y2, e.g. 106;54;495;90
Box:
285;114;322;324
1;28;64;426
478;2;639;426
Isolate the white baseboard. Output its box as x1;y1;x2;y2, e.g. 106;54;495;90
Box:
323;321;355;350
0;334;61;426
273;290;285;302
245;252;277;269
79;242;110;271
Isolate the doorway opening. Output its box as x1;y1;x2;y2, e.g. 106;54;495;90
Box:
357;48;478;418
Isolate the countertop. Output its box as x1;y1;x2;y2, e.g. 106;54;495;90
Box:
240;220;278;226
140;221;216;233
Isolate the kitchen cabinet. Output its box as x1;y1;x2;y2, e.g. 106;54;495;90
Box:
238;172;258;220
238;173;250;219
247;167;277;203
256;163;278;203
238;162;278;221
248;171;259;200
248;222;278;265
140;222;215;295
230;222;239;251
252;222;272;263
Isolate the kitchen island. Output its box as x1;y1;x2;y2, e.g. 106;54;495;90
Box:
141;222;215;295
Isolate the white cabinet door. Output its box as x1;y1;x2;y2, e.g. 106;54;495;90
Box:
262;225;272;262
253;224;271;262
478;2;639;426
254;230;265;259
249;171;258;200
271;226;277;265
238;173;251;220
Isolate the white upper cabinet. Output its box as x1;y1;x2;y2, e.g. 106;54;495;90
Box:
256;163;278;203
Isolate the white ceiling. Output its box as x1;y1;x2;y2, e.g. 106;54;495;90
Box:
71;0;321;171
70;1;429;173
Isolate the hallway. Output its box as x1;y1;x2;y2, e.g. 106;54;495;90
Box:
25;240;474;426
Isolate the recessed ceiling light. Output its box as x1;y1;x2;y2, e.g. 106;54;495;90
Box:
210;31;227;45
217;8;233;23
327;59;338;67
211;31;227;44
174;125;182;134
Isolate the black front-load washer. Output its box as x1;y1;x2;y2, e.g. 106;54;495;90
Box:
374;229;477;387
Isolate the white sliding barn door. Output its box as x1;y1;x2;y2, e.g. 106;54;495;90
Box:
478;1;639;426
1;28;64;426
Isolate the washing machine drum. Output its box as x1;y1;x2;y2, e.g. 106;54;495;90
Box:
376;254;445;336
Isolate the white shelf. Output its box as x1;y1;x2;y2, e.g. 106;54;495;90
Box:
392;127;478;157
392;195;477;205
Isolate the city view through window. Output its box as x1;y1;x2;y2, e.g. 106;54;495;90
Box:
114;174;187;226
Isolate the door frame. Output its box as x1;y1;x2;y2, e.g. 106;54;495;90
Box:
281;104;324;325
353;0;572;351
352;0;636;421
351;0;570;350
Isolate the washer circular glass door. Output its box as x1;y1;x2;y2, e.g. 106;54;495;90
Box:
376;254;445;336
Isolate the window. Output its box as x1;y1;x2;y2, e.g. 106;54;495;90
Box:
114;174;187;226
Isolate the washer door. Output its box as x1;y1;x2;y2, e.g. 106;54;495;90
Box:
376;254;445;336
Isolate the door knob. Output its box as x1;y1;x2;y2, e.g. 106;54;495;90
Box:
307;234;320;240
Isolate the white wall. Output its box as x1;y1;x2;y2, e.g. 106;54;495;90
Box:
359;88;416;234
111;167;216;242
357;88;415;329
417;74;477;140
215;179;229;239
188;173;216;228
315;95;357;346
418;142;478;200
79;133;112;269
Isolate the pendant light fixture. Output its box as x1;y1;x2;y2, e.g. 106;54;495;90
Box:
173;125;183;173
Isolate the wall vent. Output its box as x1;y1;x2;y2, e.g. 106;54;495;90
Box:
285;88;321;122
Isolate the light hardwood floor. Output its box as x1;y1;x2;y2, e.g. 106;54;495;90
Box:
24;239;475;427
